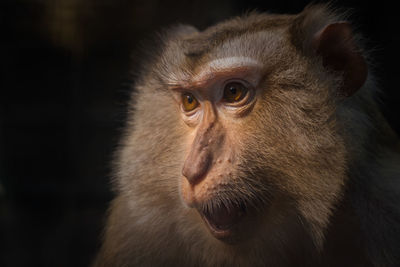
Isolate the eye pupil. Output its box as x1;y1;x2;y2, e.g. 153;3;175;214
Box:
229;86;237;95
187;95;193;104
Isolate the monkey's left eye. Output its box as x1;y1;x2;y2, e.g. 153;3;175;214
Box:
222;82;248;103
181;93;199;112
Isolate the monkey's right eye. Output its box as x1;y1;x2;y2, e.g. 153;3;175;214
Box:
222;81;248;103
181;93;199;112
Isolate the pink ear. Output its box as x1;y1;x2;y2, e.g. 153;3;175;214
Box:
312;22;368;97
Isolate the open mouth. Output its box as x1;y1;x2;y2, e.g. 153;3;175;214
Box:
199;201;247;240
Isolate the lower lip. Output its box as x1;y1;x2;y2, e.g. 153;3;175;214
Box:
201;214;235;240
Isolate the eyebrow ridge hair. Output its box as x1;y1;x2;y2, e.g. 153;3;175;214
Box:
165;56;262;88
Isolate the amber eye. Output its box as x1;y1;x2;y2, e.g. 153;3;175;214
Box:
223;82;248;103
182;93;199;112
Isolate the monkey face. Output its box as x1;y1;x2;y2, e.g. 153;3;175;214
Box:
146;30;342;244
171;59;263;240
166;31;349;244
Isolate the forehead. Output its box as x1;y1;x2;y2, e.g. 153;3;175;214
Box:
176;30;290;85
201;29;289;67
159;21;294;87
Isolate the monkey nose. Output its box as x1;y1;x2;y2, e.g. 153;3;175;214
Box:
182;150;212;185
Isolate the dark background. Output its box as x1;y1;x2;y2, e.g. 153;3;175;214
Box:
1;0;399;266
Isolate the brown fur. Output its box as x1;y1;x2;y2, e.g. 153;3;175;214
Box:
94;4;400;267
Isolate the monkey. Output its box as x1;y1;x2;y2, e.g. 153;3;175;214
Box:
93;4;400;267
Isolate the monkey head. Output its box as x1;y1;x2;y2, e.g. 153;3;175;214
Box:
116;5;368;255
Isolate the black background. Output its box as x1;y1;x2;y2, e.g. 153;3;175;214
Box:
1;0;399;266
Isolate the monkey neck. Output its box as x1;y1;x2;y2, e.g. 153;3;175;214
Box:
320;191;373;267
328;88;400;264
345;149;400;267
333;131;400;267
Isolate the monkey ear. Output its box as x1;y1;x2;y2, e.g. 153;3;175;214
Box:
311;22;368;97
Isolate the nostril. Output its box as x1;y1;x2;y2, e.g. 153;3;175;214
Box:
182;151;212;185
